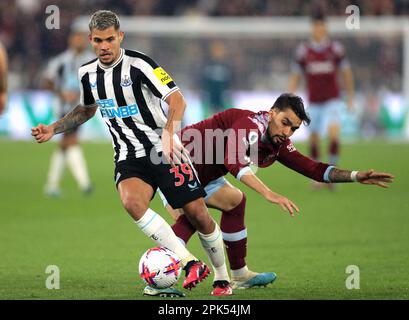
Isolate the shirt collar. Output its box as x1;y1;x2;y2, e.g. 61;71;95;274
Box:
98;48;124;69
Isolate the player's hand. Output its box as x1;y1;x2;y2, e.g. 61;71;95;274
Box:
161;129;189;166
356;169;394;188
0;92;6;115
31;123;54;143
265;191;300;217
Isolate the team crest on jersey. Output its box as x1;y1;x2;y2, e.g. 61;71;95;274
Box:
248;131;259;145
120;75;133;87
287;143;296;152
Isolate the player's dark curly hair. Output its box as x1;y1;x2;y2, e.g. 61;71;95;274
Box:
271;93;311;126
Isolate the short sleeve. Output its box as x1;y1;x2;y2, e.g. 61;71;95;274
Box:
132;55;179;101
78;69;95;106
291;43;307;74
333;41;350;70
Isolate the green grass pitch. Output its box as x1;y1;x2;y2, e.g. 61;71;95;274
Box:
0;140;408;300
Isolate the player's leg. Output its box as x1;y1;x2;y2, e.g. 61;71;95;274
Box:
44;135;67;197
64;130;93;195
326;99;342;166
205;181;276;289
325;99;343;190
118;177;198;268
158;162;230;293
159;188;231;295
308;103;324;189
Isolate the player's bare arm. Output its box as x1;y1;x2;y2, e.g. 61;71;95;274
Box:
342;66;355;110
162;90;188;164
31;103;97;143
0;42;8;114
288;73;300;93
329;168;394;187
239;171;299;217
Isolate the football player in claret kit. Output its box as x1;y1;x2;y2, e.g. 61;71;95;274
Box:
288;12;355;190
147;93;393;295
32;10;233;297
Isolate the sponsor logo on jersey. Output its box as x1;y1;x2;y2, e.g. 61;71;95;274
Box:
153;67;173;85
96;99;139;119
120;75;133;87
306;61;335;74
89;81;97;88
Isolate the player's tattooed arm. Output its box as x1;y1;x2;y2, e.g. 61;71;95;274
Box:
328;168;354;182
328;167;394;188
53;104;98;134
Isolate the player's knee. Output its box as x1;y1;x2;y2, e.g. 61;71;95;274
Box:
121;195;147;220
224;191;246;211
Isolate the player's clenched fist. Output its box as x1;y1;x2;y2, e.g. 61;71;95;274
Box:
31;123;54;143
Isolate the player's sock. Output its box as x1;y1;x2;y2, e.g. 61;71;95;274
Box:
221;193;247;271
45;149;65;193
172;214;196;246
65;145;92;191
198;223;230;282
329;139;339;165
135;208;197;267
310;141;319;160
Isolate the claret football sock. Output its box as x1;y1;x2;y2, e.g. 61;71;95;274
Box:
135;209;196;267
221;194;247;271
310;142;320;160
172;214;196;245
329;139;339;165
198;223;230;282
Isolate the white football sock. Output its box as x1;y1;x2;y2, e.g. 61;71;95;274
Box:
231;265;249;279
65;145;91;190
45;149;65;192
198;224;230;282
135;209;196;267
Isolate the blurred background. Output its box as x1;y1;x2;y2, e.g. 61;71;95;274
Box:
1;0;408;300
0;0;409;141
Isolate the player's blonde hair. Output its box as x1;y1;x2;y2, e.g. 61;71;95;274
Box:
89;10;120;32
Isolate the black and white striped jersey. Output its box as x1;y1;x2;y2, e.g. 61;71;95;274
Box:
78;48;179;162
45;49;95;113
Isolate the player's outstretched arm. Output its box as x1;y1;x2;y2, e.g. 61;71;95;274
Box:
239;171;299;217
329;168;394;188
31;103;98;143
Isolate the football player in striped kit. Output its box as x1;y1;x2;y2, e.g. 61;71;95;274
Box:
32;10;232;297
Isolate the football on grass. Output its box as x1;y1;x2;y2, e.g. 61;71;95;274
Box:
138;247;182;289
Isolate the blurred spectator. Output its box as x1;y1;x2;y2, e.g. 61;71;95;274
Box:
0;0;405;95
201;40;233;114
0;40;7;114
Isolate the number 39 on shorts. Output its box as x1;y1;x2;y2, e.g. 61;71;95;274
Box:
169;164;194;187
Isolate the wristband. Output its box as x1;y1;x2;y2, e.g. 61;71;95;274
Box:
351;171;358;182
